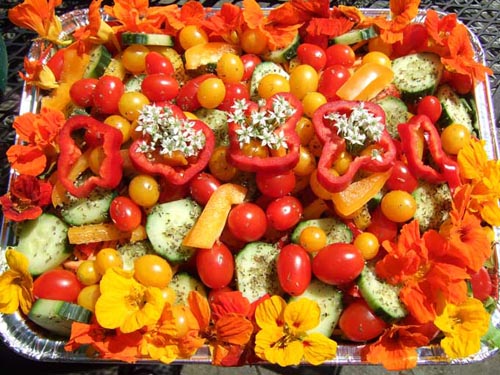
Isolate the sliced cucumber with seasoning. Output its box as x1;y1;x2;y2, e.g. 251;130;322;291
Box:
169;272;207;305
15;213;70;276
194;108;229;146
83;44;112;79
249;61;289;100
146;198;202;263
436;84;474;132
117;240;155;271
60;188;115;226
392;52;443;103
375;96;409;139
121;32;175;46
412;181;451;233
28;298;92;337
235;241;282;303
289;278;343;337
124;74;146;92
329;26;377;45
291;218;353;247
358;266;407;321
262;32;300;63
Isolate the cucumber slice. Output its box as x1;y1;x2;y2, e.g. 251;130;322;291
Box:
117;240;155;271
436;84;474;132
262;32;300;63
235;241;283;303
329;26;377;45
194;108;229;147
28;298;92;337
358;266;407;321
146;198;202;263
15;213;70;276
291;218;353;246
169;272;207;305
289;278;343;337
60;188;115;226
83;44;112;79
392;52;443;103
124;74;146;92
121;32;175;46
412;181;451;233
375;96;409;139
249;61;289;100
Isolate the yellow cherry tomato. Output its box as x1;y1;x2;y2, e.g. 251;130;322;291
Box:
134;254;173;288
361;51;392;69
258;73;290;99
380;190;417;223
179;25;208;50
197;77;226;109
94;248;123;275
353;232;380;260
289;64;319;100
302;91;326;118
299;226;328;253
440;123;471;155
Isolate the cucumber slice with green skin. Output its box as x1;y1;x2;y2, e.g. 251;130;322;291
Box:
249;61;289;100
146;198;202;263
28;298;92;337
291;218;353;246
392;52;443;103
15;213;70;276
83;44;112;79
124;74;146;92
60;188;115;226
262;33;300;63
121;32;175;46
169;272;207;305
375;96;409;139
329;26;377;45
436;84;474;132
289;278;343;337
357;266;407;321
194;108;229;147
235;241;283;303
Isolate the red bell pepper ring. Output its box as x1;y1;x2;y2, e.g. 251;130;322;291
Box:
57;115;123;198
397;114;461;191
128;103;215;185
312;100;397;193
227;93;303;173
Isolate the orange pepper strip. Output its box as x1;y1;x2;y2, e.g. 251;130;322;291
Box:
336;62;394;101
182;183;247;249
331;169;392;217
68;223;130;244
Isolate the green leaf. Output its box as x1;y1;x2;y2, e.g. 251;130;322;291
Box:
481;320;500;348
0;33;7;93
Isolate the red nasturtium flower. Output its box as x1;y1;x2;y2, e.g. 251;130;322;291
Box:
0;174;52;222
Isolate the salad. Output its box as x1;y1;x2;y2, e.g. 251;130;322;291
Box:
1;0;500;370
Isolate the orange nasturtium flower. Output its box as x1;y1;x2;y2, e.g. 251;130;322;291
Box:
0;249;34;315
434;298;490;359
20;47;58;90
457;138;500;226
8;0;68;45
362;324;430;370
203;3;245;45
254;295;337;366
94;267;165;334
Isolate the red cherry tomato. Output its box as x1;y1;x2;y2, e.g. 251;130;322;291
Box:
240;54;261;81
366;206;398;243
266;195;303;231
447;72;473;95
92;75;125;115
392;24;428;58
417;95;442;124
339;299;388;341
385;160;418;193
176;73;216;112
312;243;364;285
196;242;234;289
141;73;179;102
227;202;268;242
297;43;327;71
70;78;98;107
145;51;175;75
470;266;493;301
189;172;221;205
277;244;312;296
217;82;250;111
109;196;142;232
33;269;82;303
46;49;65;81
256;170;296;198
325;44;356;68
317;65;350;101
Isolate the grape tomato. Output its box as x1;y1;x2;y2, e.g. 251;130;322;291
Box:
325;44;355;68
339;299;387;341
109;196;142;232
297;43;326;71
277;243;311;295
145;51;175;75
70;78;98;107
92;75;125;115
196;242;234;289
312;243;364;285
266;195;303;231
227;202;267;242
33;269;82;303
240;53;261;81
141;73;179;102
189;172;221;206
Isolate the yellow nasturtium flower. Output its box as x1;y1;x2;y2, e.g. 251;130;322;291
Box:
254;296;338;366
95;267;165;333
0;249;34;315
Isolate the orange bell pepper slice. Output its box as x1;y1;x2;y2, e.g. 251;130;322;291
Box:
182;183;247;249
331;169;392;217
337;62;394;101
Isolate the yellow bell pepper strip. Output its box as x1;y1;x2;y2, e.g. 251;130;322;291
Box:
68;223;130;244
331;169;392;217
182;183;247;249
336;62;394;101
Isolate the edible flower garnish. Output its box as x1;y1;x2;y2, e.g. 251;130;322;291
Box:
0;249;33;315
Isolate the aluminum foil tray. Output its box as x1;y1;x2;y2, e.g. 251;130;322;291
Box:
0;7;499;366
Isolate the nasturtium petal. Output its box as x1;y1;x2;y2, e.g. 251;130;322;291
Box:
302;333;338;365
284;298;321;334
254;325;285;360
255;295;286;329
266;339;304;367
